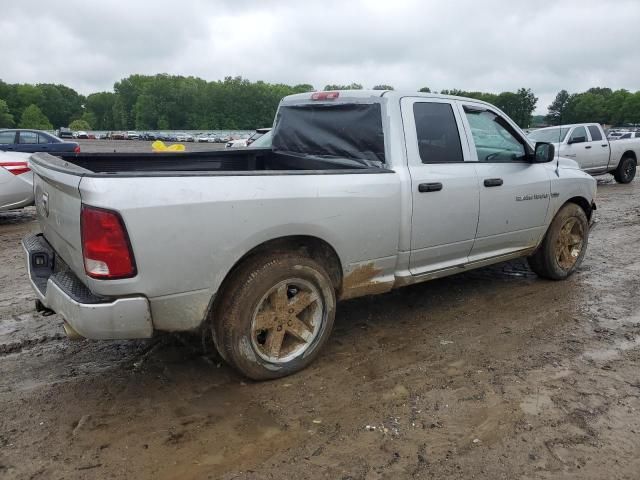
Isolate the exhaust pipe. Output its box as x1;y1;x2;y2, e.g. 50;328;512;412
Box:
63;321;85;341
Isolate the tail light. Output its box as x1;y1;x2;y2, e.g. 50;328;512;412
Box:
81;205;136;279
74;145;81;153
311;91;339;101
0;161;30;176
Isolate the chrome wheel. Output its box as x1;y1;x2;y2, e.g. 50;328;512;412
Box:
251;278;324;363
555;217;584;270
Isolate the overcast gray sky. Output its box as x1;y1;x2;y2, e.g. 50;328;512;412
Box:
1;0;638;113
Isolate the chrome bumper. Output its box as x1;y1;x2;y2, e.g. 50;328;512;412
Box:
22;234;153;340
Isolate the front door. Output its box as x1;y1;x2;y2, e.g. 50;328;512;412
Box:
401;97;480;275
458;102;551;261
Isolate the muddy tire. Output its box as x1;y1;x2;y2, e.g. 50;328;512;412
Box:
527;203;589;280
613;155;636;184
211;253;336;380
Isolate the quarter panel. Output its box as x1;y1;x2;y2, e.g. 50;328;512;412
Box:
79;172;402;300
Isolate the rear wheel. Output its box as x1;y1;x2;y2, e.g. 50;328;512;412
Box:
613;155;636;183
527;203;589;280
211;253;336;380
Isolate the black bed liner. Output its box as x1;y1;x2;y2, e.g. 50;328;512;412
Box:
54;148;386;175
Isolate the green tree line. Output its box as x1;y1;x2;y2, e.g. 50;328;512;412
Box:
1;75;638;131
545;87;640;126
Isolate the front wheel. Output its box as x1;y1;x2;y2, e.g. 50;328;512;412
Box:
211;253;336;380
527;203;589;280
613;155;636;184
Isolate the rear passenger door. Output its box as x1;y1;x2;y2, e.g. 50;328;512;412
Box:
585;125;609;170
401;97;480;275
0;130;17;150
458;103;551;261
15;130;41;152
580;125;608;171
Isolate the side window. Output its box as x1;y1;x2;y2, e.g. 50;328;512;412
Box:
587;125;602;141
413;102;463;163
38;133;52;144
19;131;38;144
463;108;526;162
569;126;587;143
0;131;16;144
621;133;631;139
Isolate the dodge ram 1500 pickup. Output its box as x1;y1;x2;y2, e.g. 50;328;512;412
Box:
529;123;638;183
23;90;597;379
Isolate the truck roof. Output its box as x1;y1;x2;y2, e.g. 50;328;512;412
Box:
281;89;499;109
534;123;601;131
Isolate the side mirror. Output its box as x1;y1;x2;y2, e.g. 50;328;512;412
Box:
534;142;555;163
567;136;586;144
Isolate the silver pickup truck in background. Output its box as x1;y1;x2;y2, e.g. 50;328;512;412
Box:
529;123;638;183
23;90;597;379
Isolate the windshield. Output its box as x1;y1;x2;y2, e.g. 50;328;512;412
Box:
528;127;570;143
272;103;385;165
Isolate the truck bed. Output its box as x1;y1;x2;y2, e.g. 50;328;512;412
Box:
46;148;385;176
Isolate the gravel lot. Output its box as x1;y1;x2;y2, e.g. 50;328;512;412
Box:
1;143;639;479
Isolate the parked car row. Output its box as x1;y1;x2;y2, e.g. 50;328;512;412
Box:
197;133;234;143
607;128;640;140
49;129;257;143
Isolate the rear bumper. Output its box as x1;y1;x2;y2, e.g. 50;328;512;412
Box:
22;234;153;340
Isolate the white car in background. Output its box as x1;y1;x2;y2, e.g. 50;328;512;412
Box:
248;130;272;148
607;130;627;140
0;152;34;211
226;128;272;148
225;138;248;148
618;131;640;140
196;133;211;143
246;128;272;146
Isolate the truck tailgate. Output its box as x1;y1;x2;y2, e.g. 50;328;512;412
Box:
30;155;85;278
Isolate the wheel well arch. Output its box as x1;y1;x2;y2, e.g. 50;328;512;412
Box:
622;150;637;162
565;196;593;220
221;235;343;293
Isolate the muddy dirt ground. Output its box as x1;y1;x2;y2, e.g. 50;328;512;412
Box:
1;168;639;479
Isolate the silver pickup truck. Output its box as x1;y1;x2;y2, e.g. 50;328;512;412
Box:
23;90;597;379
529;123;638;183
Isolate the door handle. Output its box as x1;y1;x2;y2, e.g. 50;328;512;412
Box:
585;145;592;149
601;144;608;147
418;182;443;193
484;178;503;187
